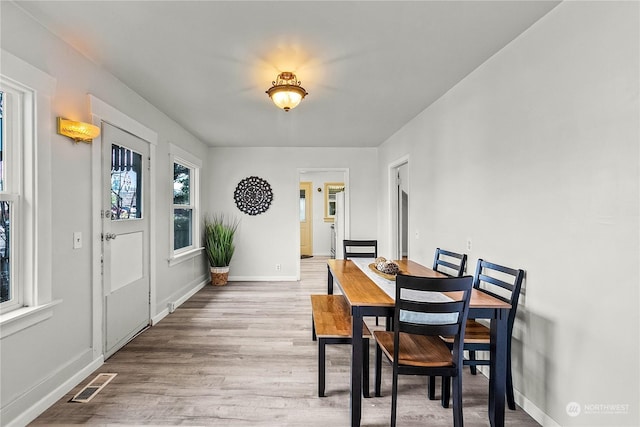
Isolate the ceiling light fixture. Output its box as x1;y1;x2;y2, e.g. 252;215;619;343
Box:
57;117;100;143
266;72;308;111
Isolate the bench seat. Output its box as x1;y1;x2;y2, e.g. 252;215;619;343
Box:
310;294;370;397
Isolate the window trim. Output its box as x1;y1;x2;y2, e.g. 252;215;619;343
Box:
168;143;202;266
0;50;56;338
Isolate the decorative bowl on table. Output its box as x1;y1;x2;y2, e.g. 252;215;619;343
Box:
368;257;401;280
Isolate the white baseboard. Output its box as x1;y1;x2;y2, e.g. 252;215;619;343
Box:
4;353;103;427
475;365;559;427
516;389;562;427
229;275;298;282
151;307;170;325
152;275;209;325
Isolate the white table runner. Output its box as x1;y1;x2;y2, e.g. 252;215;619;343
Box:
350;258;458;324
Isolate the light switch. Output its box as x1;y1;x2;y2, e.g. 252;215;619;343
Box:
73;232;82;249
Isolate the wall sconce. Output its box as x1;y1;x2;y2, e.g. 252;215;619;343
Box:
57;117;100;143
266;72;308;111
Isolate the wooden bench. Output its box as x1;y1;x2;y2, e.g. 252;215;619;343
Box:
310;294;371;397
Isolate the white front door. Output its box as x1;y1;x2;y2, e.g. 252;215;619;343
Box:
102;123;150;358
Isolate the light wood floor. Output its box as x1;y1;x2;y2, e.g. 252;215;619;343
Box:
30;257;540;426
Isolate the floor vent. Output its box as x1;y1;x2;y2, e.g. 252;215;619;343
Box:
70;373;117;403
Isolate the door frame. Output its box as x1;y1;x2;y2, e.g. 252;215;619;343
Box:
388;156;409;260
90;95;158;361
296;168;349;280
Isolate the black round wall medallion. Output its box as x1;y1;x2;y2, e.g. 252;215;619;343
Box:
234;176;274;216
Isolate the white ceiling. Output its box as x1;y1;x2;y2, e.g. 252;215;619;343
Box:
15;1;560;148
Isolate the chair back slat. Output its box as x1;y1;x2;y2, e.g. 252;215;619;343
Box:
432;248;467;277
477;273;514;292
343;239;377;259
472;259;525;332
400;299;466;314
400;322;460;337
393;274;473;365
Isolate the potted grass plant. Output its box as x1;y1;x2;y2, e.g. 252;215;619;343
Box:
203;214;239;285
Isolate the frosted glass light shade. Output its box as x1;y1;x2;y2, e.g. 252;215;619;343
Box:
266;72;308;111
57;117;100;143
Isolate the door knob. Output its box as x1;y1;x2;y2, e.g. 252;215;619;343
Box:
104;233;117;241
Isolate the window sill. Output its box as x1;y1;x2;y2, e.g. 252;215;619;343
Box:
0;299;62;339
168;247;204;267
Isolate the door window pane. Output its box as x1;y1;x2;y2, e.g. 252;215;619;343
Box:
299;189;306;221
111;144;142;220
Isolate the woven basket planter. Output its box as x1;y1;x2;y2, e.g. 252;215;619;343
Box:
211;266;230;286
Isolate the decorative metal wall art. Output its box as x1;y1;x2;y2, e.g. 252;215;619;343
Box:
234;176;273;216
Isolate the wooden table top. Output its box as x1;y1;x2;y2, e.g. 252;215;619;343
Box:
327;259;511;310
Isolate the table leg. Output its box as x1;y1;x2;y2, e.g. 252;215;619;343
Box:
489;309;508;427
351;306;363;427
327;265;334;294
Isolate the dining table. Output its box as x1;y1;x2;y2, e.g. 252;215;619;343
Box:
327;258;512;427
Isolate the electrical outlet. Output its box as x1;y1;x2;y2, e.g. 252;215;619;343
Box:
275;264;282;271
73;232;82;249
466;238;472;251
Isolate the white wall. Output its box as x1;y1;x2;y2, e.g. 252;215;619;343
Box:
0;3;210;425
207;147;377;280
377;2;638;426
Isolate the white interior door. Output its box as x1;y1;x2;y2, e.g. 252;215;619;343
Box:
102;123;150;359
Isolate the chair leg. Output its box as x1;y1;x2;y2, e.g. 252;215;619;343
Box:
506;350;516;410
452;374;463;427
391;365;399;427
375;344;382;397
318;339;326;397
441;376;450;408
428;375;436;400
363;338;370;398
312;317;317;341
468;350;477;375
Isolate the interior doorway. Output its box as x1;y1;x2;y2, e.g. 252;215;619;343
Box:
389;158;409;260
297;168;349;279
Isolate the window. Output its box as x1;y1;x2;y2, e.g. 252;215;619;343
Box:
0;50;56;337
324;182;345;222
173;162;193;250
169;144;202;264
0;86;20;310
0;90;11;306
